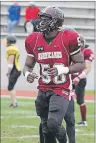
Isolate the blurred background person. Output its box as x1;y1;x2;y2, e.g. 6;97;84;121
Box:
6;1;21;35
4;35;21;107
24;2;40;33
72;36;94;126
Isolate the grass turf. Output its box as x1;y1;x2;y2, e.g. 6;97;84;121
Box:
1;97;95;143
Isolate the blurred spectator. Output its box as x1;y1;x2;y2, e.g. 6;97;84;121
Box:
24;2;40;32
7;1;21;34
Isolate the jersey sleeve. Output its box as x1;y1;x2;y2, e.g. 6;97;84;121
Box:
6;48;18;56
69;31;81;56
25;32;38;57
84;48;94;62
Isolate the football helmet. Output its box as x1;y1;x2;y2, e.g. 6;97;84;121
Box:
6;35;17;46
79;35;89;48
36;6;64;34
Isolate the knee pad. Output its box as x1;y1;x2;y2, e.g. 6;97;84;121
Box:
47;118;58;134
77;99;84;105
47;119;67;143
57;125;67;142
8;84;14;91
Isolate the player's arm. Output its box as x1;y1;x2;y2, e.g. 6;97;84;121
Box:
68;50;85;74
23;37;38;83
47;35;85;76
7;55;14;76
73;59;92;85
76;50;94;79
23;55;38;83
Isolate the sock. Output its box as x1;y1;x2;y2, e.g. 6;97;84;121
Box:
9;90;17;105
80;104;87;121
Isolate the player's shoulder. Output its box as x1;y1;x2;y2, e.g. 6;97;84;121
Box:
6;45;19;54
82;47;94;61
83;48;93;55
61;29;79;43
61;28;79;37
25;32;39;44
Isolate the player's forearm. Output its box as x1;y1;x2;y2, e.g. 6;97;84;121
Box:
23;56;36;76
77;66;91;79
69;62;85;74
8;68;12;73
7;64;14;74
83;60;91;75
83;68;91;75
23;65;33;76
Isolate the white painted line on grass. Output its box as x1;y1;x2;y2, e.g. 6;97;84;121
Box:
1;133;95;139
1;135;39;139
5;111;36;114
75;129;83;132
1;115;39;119
76;133;95;136
11;125;38;129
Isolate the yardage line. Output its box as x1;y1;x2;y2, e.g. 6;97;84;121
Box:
1;135;39;139
1;133;94;139
11;125;38;129
1;115;39;119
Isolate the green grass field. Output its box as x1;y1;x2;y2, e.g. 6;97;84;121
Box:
1;97;95;143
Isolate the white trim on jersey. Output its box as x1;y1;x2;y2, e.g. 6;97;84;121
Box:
27;54;34;57
70;48;80;56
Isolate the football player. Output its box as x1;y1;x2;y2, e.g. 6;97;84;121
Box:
23;6;85;143
73;35;94;126
4;36;21;107
38;26;77;143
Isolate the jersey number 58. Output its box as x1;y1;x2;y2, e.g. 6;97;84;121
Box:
41;64;66;84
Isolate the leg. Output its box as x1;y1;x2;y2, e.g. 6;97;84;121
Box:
35;90;57;143
47;93;69;143
8;69;21;107
75;78;87;126
39;123;44;143
24;21;28;32
64;98;75;143
7;20;19;34
11;20;19;33
7;20;12;34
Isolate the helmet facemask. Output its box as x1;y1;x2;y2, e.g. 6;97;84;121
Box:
37;13;62;34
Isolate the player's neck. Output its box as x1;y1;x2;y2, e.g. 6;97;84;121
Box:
44;30;59;39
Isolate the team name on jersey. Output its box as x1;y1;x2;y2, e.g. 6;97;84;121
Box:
38;52;62;60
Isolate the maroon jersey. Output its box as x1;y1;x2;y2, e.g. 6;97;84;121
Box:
25;30;81;99
72;47;94;79
81;48;94;62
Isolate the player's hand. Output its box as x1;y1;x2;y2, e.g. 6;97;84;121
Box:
27;72;38;83
73;77;80;85
47;67;58;77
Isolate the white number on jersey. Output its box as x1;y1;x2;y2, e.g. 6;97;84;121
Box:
41;63;66;84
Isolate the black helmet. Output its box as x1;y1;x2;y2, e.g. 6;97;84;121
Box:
6;35;17;46
36;6;64;34
79;35;89;48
